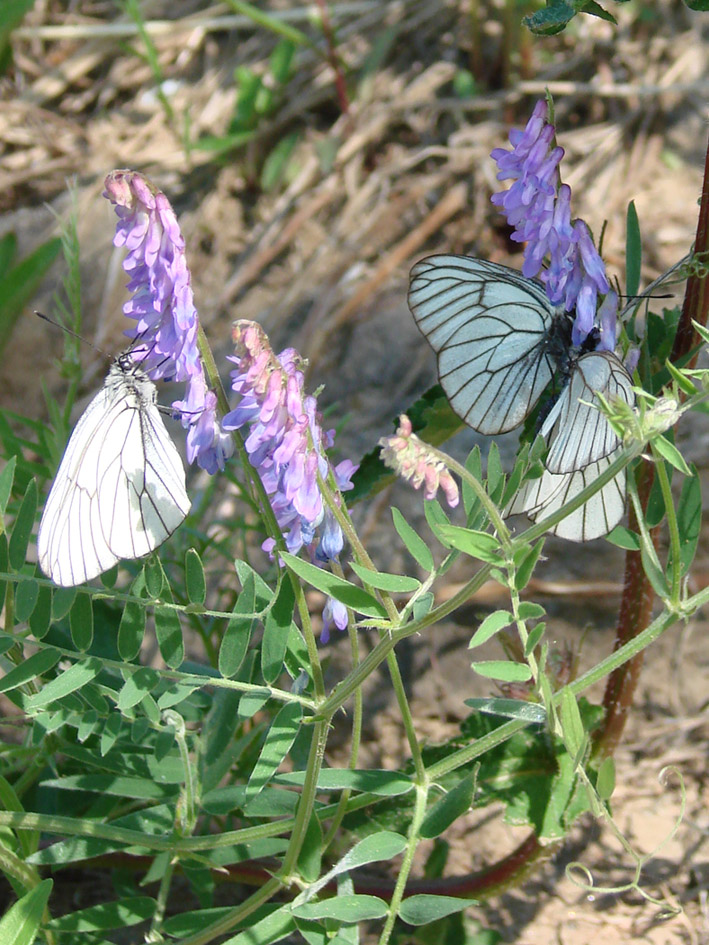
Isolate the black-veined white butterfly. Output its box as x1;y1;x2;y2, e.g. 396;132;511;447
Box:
408;255;634;540
37;353;191;587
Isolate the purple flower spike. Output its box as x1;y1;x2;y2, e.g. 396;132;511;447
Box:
104;170;232;474
490;103;617;348
224;322;358;611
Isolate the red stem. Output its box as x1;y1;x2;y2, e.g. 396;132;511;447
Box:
314;0;349;115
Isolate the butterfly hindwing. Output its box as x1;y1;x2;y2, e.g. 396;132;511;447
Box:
541;351;634;475
409;255;564;434
37;360;190;587
509;449;626;543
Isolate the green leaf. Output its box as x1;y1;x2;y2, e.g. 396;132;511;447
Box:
100;713;122;756
0;878;52;945
432;525;503;563
0;236;62;359
260;131;300;191
245;701;302;803
51;586;76;620
280;553;387;618
349;563;421;593
269;38;296;84
297;809;323;883
0;453;16;513
26;657;101;711
525;622;545;656
15;577;39;621
154;606;184;669
420;773;476;839
262;578;295;684
559;688;585;759
69;592;93;651
523;0;575;35
219;573;256;678
514;539;545;590
118;600;146;661
468;611;512;649
46;896;156;932
391;507;434;572
398;894;471;925
640;540;669;599
486;442;504;502
471;661;532;683
605;526;640;550
465;697;546;723
274;769;413;796
28;584;52;639
579;0;617;22
143;556;165;598
595;757;615;801
675;468;701;576
664;358;697;396
685;0;709;10
0;647;61;694
517;602;545;621
291;895;388;923
185;548;206;605
8;478;37;570
117;667;160;712
652;435;691;475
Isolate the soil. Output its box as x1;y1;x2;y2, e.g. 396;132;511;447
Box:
2;1;709;942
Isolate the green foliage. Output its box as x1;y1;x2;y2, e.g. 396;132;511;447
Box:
0;0;37;75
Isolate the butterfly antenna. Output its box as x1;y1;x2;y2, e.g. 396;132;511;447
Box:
34;311;105;355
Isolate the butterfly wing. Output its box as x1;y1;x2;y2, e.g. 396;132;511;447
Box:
540;351;634;475
409;255;562;434
37;366;190;586
509;449;626;542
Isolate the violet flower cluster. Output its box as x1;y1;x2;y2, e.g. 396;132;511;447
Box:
491;100;617;351
104;170;232;474
223;321;358;642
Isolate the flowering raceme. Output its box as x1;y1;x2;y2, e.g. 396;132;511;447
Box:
379;416;459;509
223;322;357;639
104;170;232;474
491;100;617;350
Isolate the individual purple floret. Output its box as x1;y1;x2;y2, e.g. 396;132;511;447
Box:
104;170;232;473
224;321;357;639
490;101;616;348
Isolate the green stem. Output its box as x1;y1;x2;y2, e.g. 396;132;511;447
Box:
148;852;176;940
177;875;283;945
385;650;426;783
322;617;362;850
280;718;329;878
378;781;429;945
651;449;681;606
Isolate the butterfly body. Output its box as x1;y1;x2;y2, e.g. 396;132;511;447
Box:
38;356;191;586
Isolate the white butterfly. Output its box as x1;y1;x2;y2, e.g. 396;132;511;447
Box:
408;255;574;434
408;255;635;540
37;354;191;586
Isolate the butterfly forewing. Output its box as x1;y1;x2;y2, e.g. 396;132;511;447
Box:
409;255;563;434
37;360;190;587
541;351;634;475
